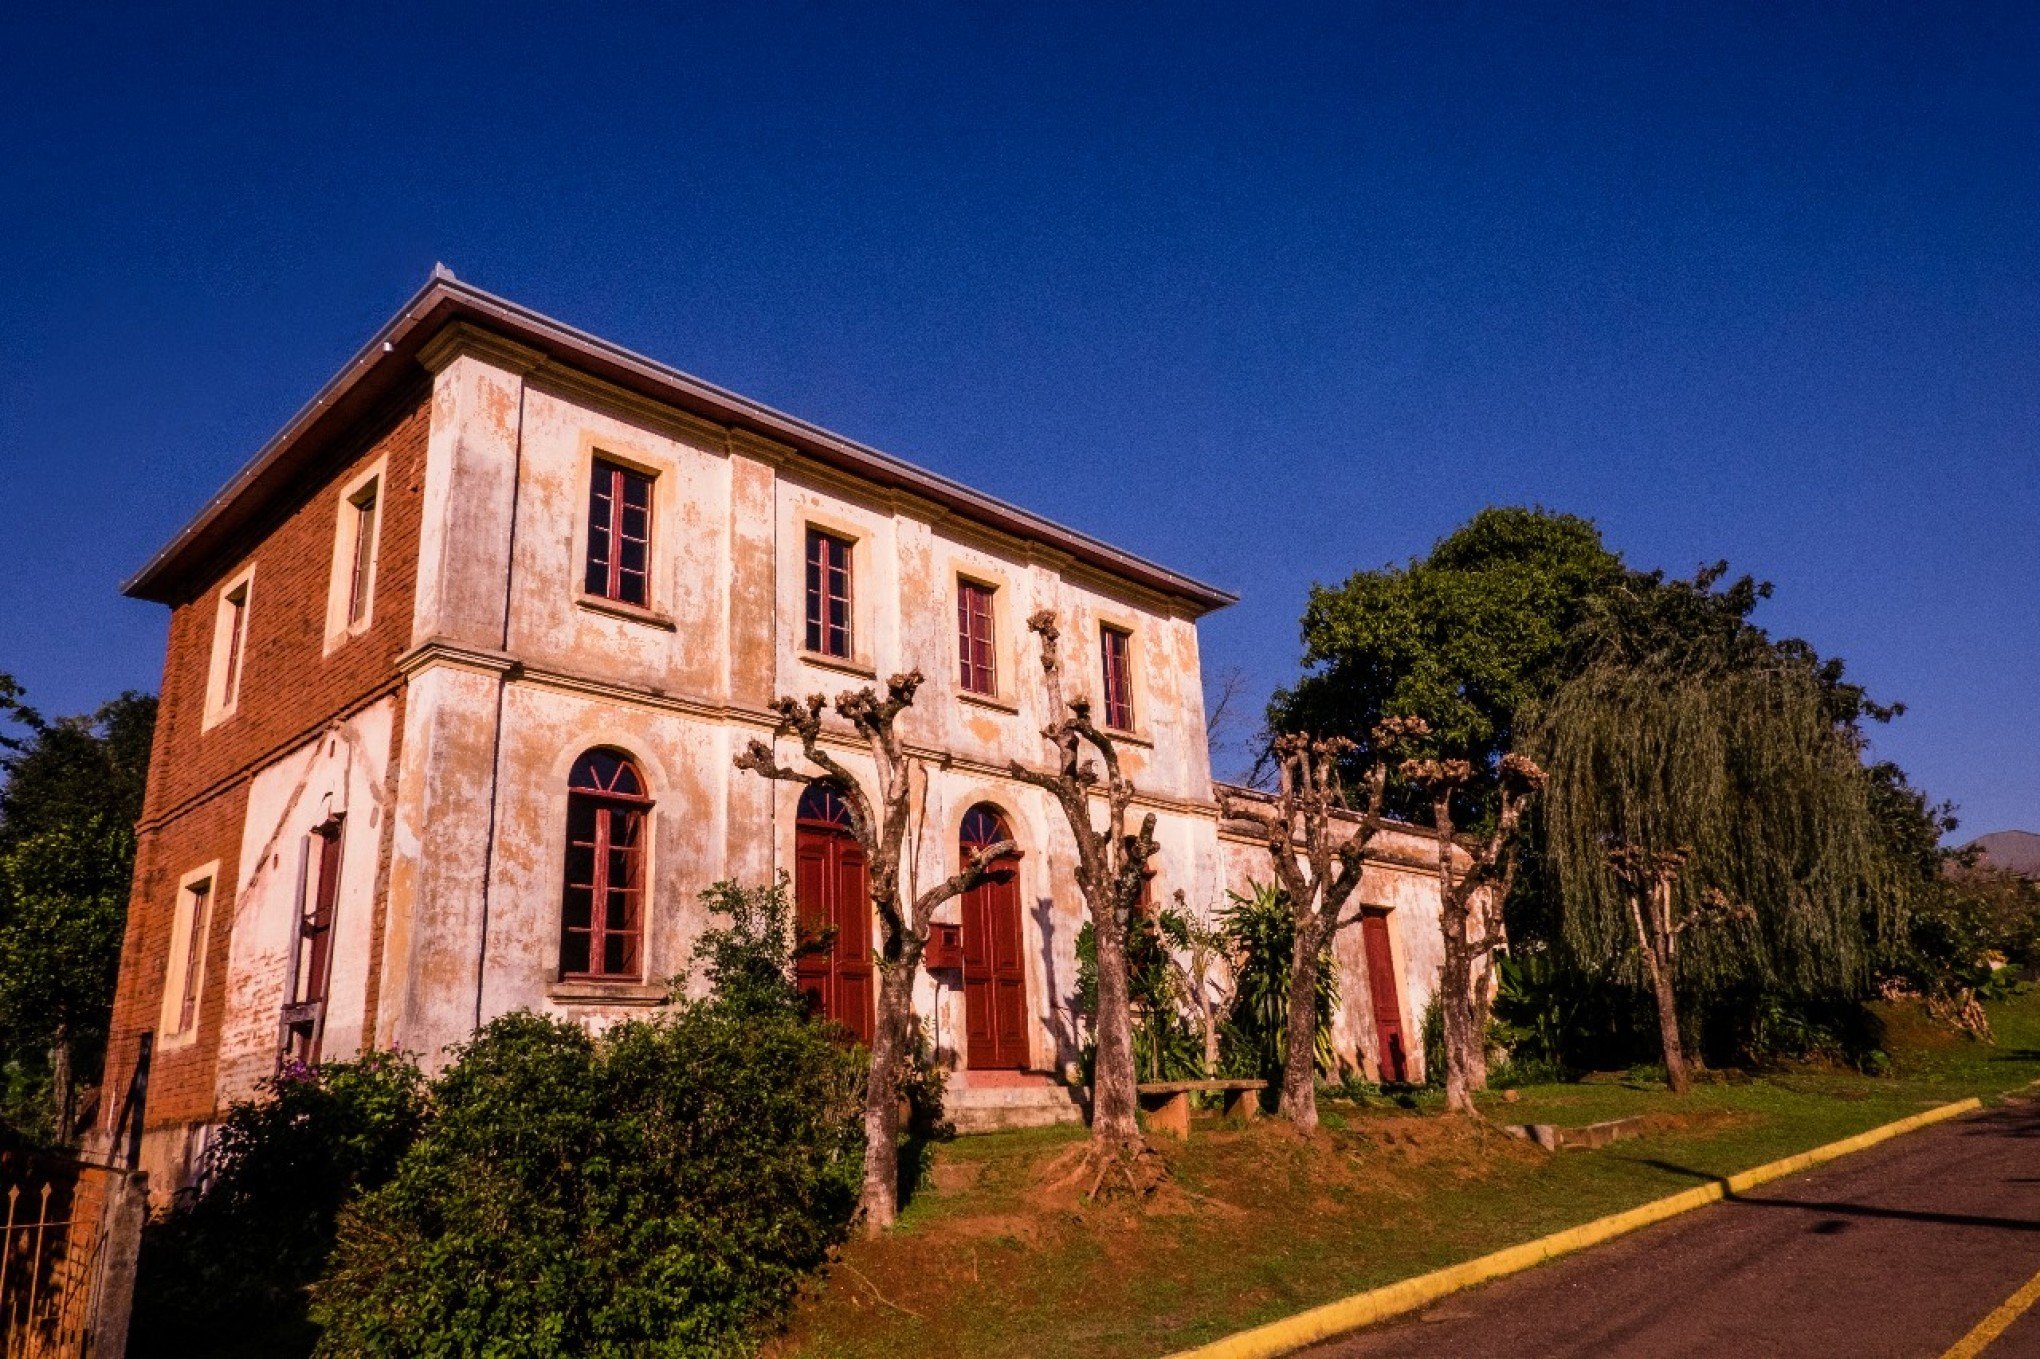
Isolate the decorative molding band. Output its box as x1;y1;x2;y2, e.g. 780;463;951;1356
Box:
525;363;728;449
394;647;1226;822
395;638;519;679
415;322;547;377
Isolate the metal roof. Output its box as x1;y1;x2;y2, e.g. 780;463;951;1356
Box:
124;269;1239;614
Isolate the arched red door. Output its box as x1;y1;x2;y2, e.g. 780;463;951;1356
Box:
959;805;1028;1069
794;787;873;1046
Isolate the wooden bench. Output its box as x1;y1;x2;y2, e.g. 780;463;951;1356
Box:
1135;1079;1268;1139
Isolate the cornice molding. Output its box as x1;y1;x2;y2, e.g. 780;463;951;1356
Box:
415;322;547;377
526;362;728;449
396;638;519;679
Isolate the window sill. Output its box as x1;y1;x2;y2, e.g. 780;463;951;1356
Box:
798;649;878;680
576;593;677;631
322;619;374;657
958;689;1020;715
548;979;670;1007
1102;725;1153;749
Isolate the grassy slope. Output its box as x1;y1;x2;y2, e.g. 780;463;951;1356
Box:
775;993;2040;1359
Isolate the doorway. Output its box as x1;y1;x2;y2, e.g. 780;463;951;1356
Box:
793;786;874;1046
1361;909;1410;1083
959;804;1027;1069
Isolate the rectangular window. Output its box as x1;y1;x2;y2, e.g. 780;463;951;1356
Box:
159;868;217;1044
805;529;854;659
205;570;253;726
585;458;653;607
1101;624;1135;731
958;579;997;696
345;483;378;627
281;820;342;1067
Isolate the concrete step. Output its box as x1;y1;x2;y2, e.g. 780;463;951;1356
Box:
945;1074;1087;1134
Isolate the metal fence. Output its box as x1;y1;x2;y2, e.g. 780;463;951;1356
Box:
0;1154;146;1359
0;1034;152;1359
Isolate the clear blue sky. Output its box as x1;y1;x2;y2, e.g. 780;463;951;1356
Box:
3;4;2034;836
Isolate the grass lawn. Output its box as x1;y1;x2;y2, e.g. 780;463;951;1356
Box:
772;992;2040;1359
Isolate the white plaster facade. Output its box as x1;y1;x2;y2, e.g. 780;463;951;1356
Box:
121;277;1457;1154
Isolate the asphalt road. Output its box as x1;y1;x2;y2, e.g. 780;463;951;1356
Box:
1306;1099;2040;1359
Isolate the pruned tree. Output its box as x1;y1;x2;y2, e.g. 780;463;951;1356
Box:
735;672;1014;1234
1402;751;1546;1115
1604;843;1753;1094
1218;718;1425;1131
1007;611;1157;1164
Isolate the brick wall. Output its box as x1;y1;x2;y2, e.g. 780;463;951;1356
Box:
101;388;430;1151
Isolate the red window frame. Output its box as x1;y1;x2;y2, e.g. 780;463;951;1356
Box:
282;818;343;1066
585;458;653;607
805;529;854;658
1100;624;1135;731
346;484;378;626
957;579;997;696
176;879;212;1035
220;586;249;704
560;750;650;980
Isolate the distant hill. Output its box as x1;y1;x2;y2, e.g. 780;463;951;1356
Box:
1969;830;2040;878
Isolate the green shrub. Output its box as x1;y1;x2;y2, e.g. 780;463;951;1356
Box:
130;1051;428;1359
310;880;863;1358
1217;884;1335;1083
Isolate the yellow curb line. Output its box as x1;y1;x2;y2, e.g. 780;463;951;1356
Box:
1165;1096;1984;1359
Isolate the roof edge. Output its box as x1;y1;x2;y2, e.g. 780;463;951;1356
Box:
125;273;1240;614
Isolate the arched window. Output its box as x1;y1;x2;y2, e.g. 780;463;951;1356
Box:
960;804;1013;855
561;748;650;980
798;785;855;829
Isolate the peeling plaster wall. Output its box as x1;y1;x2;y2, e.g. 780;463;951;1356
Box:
1218;825;1452;1083
214;700;394;1103
386;341;1233;1074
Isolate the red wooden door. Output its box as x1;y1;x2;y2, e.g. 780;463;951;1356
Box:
960;806;1028;1069
1361;911;1409;1083
794;803;873;1046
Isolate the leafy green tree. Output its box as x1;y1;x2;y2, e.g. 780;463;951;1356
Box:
1273;507;1624;804
0;677;154;1142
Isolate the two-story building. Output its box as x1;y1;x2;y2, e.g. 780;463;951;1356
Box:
102;271;1454;1186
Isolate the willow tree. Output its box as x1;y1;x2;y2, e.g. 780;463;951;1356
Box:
1536;660;1906;1057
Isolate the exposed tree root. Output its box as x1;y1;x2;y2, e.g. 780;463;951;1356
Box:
1038;1135;1171;1207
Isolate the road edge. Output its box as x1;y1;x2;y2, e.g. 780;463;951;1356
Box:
1164;1096;1985;1359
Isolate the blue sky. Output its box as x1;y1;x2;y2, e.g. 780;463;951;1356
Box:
2;3;2034;835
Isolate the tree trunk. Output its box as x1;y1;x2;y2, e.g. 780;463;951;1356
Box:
859;960;915;1235
1090;910;1141;1141
1439;917;1486;1115
1625;891;1690;1095
1279;917;1325;1131
1647;951;1690;1095
50;1027;73;1147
